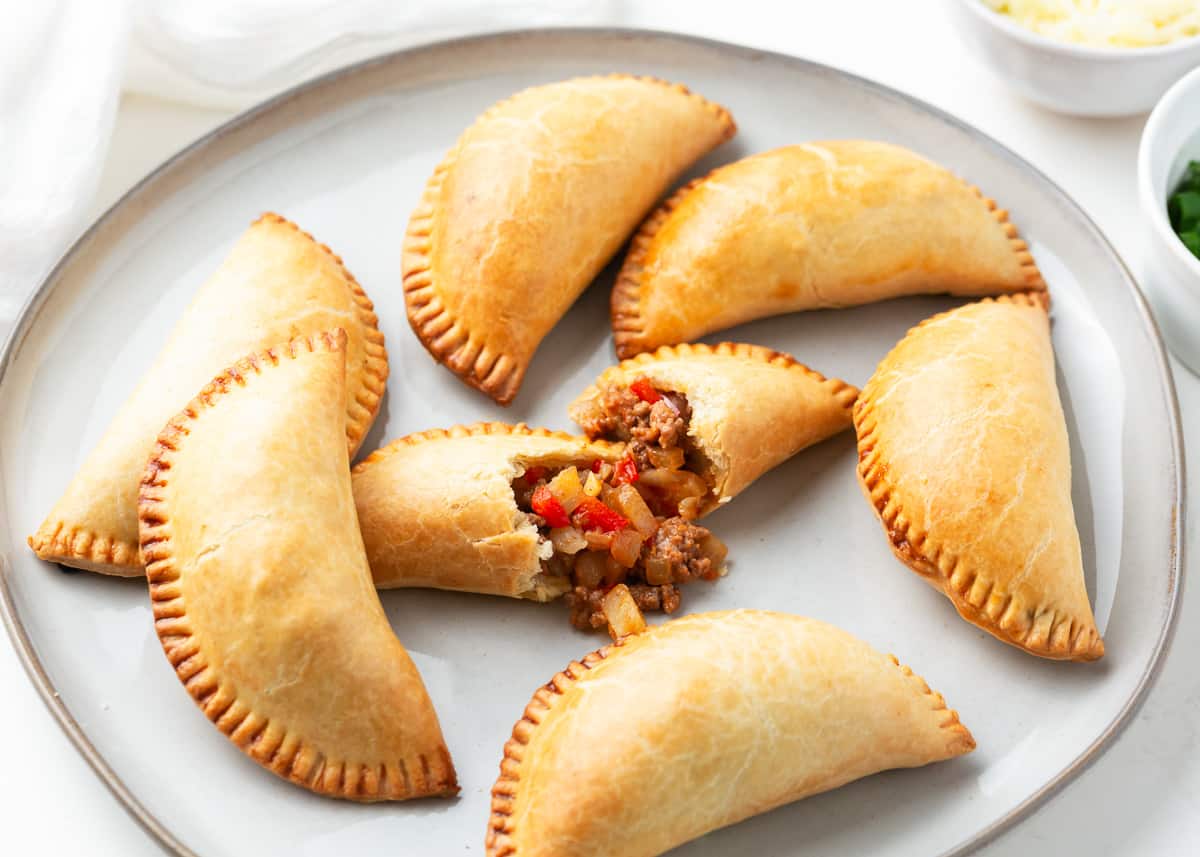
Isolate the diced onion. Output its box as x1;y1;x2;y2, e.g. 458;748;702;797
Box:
548;466;585;513
700;532;729;577
647;445;686;470
677;496;703;520
602;584;647;641
574;551;607;589
644;555;672;585
610;528;645;568
603;553;626;587
584;531;614;551
549;526;587;554
610;484;659;537
584;471;603;496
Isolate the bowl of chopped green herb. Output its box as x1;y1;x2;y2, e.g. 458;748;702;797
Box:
1139;65;1200;374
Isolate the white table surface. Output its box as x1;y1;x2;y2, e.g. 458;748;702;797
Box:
3;3;1197;854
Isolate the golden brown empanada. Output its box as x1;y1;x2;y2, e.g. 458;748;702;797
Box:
139;330;454;800
486;610;974;857
854;293;1104;661
612;141;1045;357
352;424;732;630
404;75;735;404
568;342;858;512
30;213;387;575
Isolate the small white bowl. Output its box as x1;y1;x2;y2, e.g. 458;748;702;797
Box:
947;0;1200;117
1139;65;1200;373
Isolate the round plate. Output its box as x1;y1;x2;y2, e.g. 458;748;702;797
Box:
0;28;1182;857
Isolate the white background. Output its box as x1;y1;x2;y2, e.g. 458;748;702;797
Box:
2;2;1198;854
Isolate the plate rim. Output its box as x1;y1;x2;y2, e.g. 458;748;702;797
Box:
0;26;1185;857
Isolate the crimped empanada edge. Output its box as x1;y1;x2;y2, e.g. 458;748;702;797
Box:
484;614;974;855
573;341;860;420
138;329;458;801
255;212;389;455
609;147;1048;359
350;421;626;475
404;74;736;404
28;214;389;575
853;293;1104;662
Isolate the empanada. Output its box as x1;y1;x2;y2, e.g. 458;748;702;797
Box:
612;141;1045;357
30;213;387;575
854;293;1104;661
352;424;730;630
486;610;974;857
139;330;454;800
404;75;735;404
568;342;857;511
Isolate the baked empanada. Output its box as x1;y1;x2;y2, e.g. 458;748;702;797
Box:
568;342;857;511
855;294;1104;661
486;610;974;857
30;213;387;575
612;141;1045;357
139;330;454;800
352;424;730;630
404;75;735;404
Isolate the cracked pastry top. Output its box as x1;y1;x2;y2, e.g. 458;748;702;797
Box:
403;74;735;404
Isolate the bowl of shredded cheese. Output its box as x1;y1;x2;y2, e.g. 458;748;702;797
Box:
949;0;1200;115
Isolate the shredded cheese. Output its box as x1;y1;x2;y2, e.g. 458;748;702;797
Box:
983;0;1200;47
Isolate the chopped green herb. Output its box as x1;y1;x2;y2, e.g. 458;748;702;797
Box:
1168;160;1200;260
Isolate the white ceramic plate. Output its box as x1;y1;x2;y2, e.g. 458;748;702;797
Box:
0;29;1182;857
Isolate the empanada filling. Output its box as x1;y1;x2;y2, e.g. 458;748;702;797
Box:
572;376;719;503
512;443;727;631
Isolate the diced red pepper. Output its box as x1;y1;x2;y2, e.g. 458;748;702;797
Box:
590;458;603;473
613;454;639;485
531;485;570;528
630;376;662;404
572;497;630;533
522;465;547;484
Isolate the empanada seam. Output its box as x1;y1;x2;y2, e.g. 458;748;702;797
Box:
350;421;625;474
404;75;735;402
611;176;704;359
27;524;140;574
610;159;1047;359
966;185;1047;292
484;621;973;855
587;341;859;411
255;213;389;455
138;329;457;801
852;294;1103;662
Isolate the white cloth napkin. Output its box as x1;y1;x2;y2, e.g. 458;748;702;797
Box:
0;0;615;343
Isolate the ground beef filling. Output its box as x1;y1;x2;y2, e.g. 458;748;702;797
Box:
579;382;692;471
513;443;726;630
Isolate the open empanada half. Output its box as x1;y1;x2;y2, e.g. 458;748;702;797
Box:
486;610;974;857
404;75;735;404
612;141;1046;357
352;424;732;630
30;213;387;575
854;293;1104;661
568;342;858;511
139;330;454;801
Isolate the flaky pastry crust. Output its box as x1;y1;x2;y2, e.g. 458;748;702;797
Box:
486;610;974;857
352;423;625;600
568;341;858;510
854;293;1104;661
612;141;1046;357
403;74;735;404
139;330;454;800
30;213;387;575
